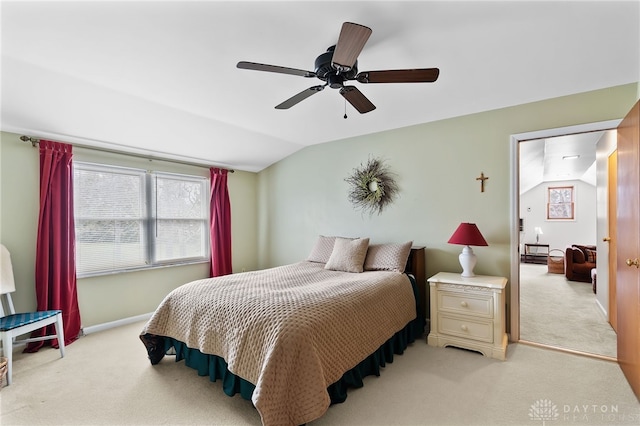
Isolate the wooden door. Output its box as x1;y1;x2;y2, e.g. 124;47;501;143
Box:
608;151;617;331
616;100;640;398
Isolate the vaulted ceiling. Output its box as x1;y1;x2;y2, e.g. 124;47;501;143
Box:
2;1;639;172
519;131;603;194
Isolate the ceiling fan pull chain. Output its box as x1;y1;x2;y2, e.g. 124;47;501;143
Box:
344;99;348;119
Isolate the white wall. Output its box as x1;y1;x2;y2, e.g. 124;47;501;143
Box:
595;130;617;315
519;180;597;252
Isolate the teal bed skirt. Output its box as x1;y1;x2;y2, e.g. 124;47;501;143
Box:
165;311;424;404
143;275;425;406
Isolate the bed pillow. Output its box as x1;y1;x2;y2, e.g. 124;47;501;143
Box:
364;241;413;273
325;237;370;273
306;236;338;263
307;235;358;263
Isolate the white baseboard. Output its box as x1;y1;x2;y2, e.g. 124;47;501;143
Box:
82;312;153;335
595;298;608;317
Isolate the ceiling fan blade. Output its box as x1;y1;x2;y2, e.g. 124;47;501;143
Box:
331;22;372;72
356;68;440;83
237;61;316;78
275;85;325;109
340;86;376;114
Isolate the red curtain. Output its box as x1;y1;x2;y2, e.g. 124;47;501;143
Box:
209;168;232;277
25;140;81;352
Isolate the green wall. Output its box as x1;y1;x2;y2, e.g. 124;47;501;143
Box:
257;83;639;324
0;132;259;327
1;82;638;330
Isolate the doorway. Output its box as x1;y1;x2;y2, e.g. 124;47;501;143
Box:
509;120;621;359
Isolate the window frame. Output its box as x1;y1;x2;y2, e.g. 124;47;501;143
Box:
150;170;211;266
73;161;210;277
546;185;575;220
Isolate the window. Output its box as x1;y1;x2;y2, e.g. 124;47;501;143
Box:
547;185;574;220
73;162;209;276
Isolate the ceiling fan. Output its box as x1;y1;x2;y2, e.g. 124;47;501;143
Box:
237;22;440;114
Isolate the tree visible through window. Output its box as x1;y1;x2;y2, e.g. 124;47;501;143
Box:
154;173;209;262
73;162;209;276
547;186;574;220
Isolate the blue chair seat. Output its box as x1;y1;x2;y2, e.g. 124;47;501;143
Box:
0;310;62;331
1;244;66;386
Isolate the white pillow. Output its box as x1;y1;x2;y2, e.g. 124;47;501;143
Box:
364;241;413;273
325;237;370;273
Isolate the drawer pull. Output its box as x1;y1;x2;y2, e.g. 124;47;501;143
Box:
460;325;468;331
460;301;468;308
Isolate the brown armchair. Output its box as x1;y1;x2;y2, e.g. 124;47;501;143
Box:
565;245;596;283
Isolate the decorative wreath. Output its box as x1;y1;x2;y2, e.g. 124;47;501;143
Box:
345;157;399;216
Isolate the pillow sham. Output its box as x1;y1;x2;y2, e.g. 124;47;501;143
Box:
584;248;596;264
325;237;370;273
364;241;413;273
306;235;357;263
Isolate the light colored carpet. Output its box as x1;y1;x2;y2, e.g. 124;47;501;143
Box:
519;263;617;358
1;320;639;425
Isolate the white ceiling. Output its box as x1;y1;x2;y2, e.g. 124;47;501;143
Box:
1;1;639;172
519;131;603;194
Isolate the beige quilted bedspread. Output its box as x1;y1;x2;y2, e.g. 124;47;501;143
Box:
141;261;416;426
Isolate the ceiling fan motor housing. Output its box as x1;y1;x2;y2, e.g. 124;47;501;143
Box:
315;47;357;88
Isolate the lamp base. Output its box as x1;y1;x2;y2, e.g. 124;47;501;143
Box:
459;245;477;277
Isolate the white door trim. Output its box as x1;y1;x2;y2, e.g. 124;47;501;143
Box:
509;119;621;341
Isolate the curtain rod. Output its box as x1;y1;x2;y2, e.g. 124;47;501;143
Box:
19;135;234;173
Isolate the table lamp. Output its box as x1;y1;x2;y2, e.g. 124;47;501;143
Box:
448;222;489;277
534;227;543;243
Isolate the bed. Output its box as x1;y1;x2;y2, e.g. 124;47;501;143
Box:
140;237;425;425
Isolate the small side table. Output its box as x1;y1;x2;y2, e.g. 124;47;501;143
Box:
427;272;508;360
522;243;549;264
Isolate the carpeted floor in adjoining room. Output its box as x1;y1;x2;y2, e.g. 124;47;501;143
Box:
519;262;617;358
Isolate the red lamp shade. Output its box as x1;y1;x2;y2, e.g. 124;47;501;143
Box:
448;223;488;247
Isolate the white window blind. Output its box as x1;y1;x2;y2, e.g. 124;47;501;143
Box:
153;173;209;263
73;162;209;277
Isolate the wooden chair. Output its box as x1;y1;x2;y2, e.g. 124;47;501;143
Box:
0;244;65;386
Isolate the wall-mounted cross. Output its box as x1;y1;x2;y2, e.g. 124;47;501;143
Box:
476;172;489;192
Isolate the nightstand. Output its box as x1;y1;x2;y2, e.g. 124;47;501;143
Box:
427;272;508;360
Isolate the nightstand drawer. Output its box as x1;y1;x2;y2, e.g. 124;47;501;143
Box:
438;314;493;343
438;291;493;318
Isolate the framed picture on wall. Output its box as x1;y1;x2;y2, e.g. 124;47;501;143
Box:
547;185;574;220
